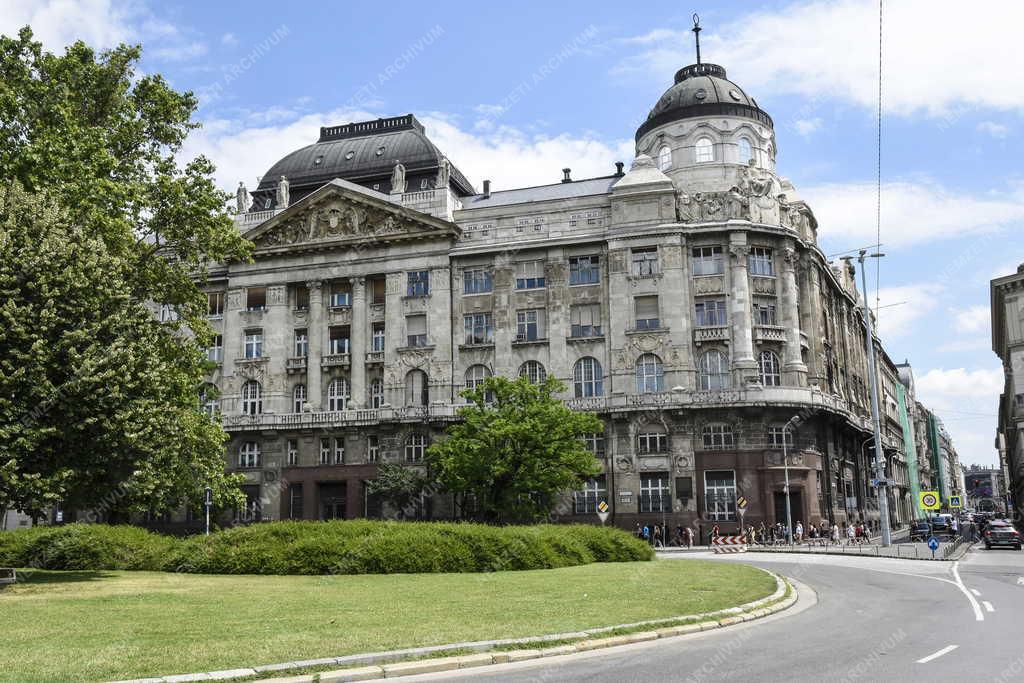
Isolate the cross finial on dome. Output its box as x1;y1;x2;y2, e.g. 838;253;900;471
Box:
692;13;702;65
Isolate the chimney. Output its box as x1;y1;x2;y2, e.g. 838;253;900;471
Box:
482;179;491;198
562;168;572;183
614;161;625;176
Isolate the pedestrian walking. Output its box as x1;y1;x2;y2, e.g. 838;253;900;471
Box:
831;522;840;544
653;524;664;548
686;526;694;548
795;521;803;543
846;523;856;545
642;524;650;544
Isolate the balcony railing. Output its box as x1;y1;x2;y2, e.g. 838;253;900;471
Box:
234;208;285;228
223;403;462;430
753;325;787;343
365;351;385;364
286;357;307;373
694;326;729;343
321;353;350;368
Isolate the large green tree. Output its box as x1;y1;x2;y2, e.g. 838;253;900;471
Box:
0;28;250;518
427;376;602;523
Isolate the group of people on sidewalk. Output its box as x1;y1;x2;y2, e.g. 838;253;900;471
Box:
635;518;881;548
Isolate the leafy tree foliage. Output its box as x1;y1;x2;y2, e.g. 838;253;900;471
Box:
0;27;250;518
428;376;602;523
366;463;437;520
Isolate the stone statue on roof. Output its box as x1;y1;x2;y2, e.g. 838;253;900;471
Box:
277;175;290;208
391;160;407;193
236;182;250;214
436;157;450;189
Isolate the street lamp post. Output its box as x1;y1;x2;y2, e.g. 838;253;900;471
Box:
781;415;800;544
854;249;893;547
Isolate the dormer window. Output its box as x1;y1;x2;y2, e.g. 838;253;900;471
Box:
313;155;324;166
695;137;713;163
658;145;672;171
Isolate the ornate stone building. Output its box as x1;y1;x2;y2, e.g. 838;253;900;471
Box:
992;265;1024;514
193;56;946;533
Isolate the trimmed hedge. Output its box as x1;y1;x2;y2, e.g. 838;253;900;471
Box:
0;521;653;575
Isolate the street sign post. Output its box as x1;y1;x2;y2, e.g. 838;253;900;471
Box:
596;500;610;525
204;486;213;536
928;536;939;559
949;495;962;509
736;496;748;532
919;491;940;511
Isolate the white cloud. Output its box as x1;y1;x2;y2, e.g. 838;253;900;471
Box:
953;305;990;334
615;0;1024;117
871;283;943;341
915;366;1003;466
977;121;1010;138
150;40;207;62
0;0;133;50
186;107;634;195
221;32;237;46
804;179;1024;249
793;118;822;136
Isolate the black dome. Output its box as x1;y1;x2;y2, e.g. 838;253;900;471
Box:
635;63;773;142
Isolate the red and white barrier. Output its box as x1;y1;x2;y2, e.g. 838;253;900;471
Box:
711;535;748;554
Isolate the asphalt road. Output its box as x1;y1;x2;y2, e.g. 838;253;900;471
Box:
402;545;1024;682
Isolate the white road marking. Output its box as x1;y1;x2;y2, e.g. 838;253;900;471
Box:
951;561;985;622
970;588;981;597
917;645;959;664
983;601;995;613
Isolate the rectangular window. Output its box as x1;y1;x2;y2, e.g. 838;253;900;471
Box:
570;304;602;338
767;427;794;449
748;247;774;276
372;323;386;352
640;473;671;513
330;281;351;308
294;285;309;311
328;327;350;355
634;295;660;330
691;246;724;276
244;330;263;358
675;476;693;504
463;268;493;294
574;475;607;514
463;312;494;345
246;287;267;311
371;278;386;305
637;432;669;454
367;435;380;463
515;260;545;289
294;329;308;357
319;439;330;465
206;334;223;362
583;432;606;457
569;211;605;227
286;439;298;466
695;299;727;327
568;255;601;285
207;291;225;317
753;298;777;326
705;470;736;521
516;309;545;341
406;314;427;347
407;270;430;297
333;438;345;465
702;425;735;450
288;484;303;519
631;247;659;277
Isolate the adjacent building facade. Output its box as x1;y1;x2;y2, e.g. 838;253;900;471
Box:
176;57;959;534
992;265;1024;515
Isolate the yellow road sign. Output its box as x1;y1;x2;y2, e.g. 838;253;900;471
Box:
597;501;609;514
919;491;940;511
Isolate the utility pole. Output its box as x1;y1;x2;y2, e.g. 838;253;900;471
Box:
856;249;892;547
781;414;800;544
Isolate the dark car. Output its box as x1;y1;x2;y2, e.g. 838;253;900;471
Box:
909;520;931;542
931;514;953;536
984;520;1022;550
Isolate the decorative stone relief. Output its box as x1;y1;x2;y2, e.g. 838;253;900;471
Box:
268;285;286;305
693;276;725;294
235;360;266;383
674;454;694;472
751;277;777;295
253;195;435;248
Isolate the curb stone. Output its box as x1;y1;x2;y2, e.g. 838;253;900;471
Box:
109;569;794;683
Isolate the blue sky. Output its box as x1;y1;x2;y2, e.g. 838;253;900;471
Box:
5;0;1022;466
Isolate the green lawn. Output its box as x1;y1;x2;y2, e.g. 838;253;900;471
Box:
0;560;775;683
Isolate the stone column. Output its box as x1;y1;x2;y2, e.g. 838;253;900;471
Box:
350;276;367;407
781;242;808;382
307;280;323;410
727;233;757;377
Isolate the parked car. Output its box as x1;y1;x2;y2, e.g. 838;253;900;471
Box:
931;514;954;536
984;520;1022;550
909;520;931;542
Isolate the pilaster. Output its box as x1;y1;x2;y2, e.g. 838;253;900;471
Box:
307;280;323;409
780;242;808;383
728;233;757;377
350;276;367;407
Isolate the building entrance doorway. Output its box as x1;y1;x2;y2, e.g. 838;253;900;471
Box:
319;483;347;520
773;490;803;528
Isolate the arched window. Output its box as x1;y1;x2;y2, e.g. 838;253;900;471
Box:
405;433;428;462
465;364;491;391
573;357;604;398
241;380;262;415
759;351;782;386
695;137;714;163
405;369;429;407
698;350;730;390
657;145;672;171
738;137;752;164
327;378;350;411
238;441;261;468
292;384;307;413
369;378;384;409
635;353;665;394
199;383;219;419
518;360;547;384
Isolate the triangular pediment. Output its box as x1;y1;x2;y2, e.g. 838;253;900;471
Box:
244;178;459;252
